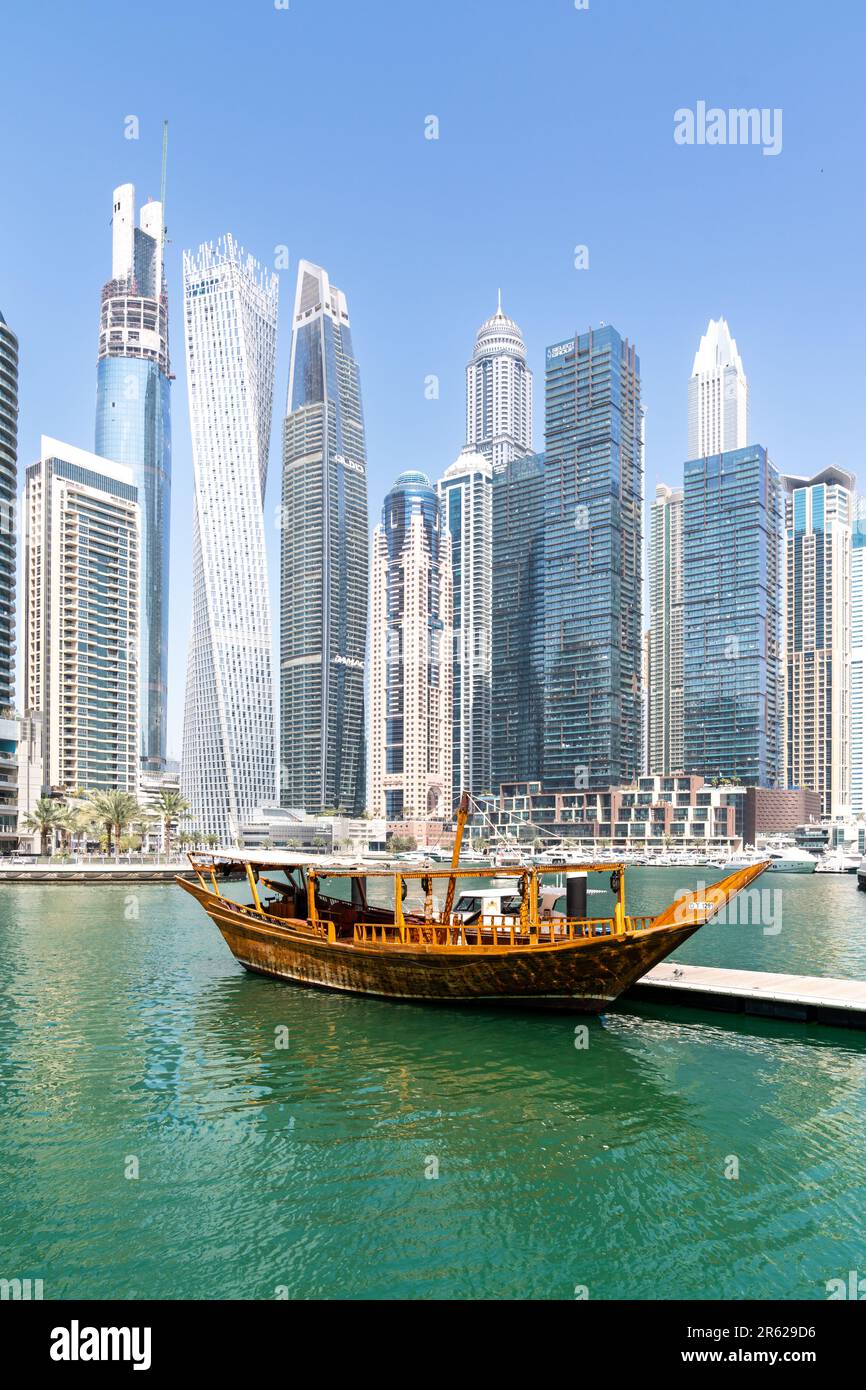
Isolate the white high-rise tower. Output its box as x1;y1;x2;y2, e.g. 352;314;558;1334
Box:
466;292;533;472
688;317;749;458
649;482;684;775
437;448;492;807
181;237;279;843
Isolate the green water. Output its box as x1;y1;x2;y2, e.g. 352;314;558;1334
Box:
1;870;865;1300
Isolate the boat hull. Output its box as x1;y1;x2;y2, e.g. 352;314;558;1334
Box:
178;878;702;1013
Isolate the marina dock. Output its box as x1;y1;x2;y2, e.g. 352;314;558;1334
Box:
627;961;866;1030
0;862;196;884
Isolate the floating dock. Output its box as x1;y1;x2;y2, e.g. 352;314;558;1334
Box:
626;961;866;1031
0;863;196;884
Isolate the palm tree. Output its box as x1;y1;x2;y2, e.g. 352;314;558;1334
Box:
61;805;95;858
54;806;79;857
130;808;157;856
151;789;191;859
22;797;64;858
87;790;142;861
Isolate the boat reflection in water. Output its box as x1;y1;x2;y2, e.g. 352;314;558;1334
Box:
178;797;769;1014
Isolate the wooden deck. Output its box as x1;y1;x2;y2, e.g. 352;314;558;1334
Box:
625;961;866;1030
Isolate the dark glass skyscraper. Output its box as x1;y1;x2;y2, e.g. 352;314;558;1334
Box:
491;452;546;788
682;445;783;786
0;310;19;852
281;261;368;814
95;183;171;772
0;310;17;717
542;327;643;791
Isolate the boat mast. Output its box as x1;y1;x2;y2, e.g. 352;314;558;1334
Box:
442;791;470;922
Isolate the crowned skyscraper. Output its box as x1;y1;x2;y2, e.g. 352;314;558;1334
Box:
688;316;749;459
181;238;278;843
95;182;171;772
466;293;533;472
280;261;368;815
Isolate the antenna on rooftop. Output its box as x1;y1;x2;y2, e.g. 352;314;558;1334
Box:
160;120;169;244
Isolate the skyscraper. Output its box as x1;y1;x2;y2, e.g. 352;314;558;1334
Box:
491;452;546;789
682;446;783;786
181;237;278;843
649;482;684;775
369;472;452;821
0;310;19;851
280;261;368;814
783;467;853;816
95;183;171;772
24;438;140;793
0;310;17;717
850;514;866;814
688;317;749;459
437;447;492;806
466;293;533;472
542;327;643;791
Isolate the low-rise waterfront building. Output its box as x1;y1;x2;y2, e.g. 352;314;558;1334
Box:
743;786;823;847
481;776;747;852
240;805;387;856
0;713;18;853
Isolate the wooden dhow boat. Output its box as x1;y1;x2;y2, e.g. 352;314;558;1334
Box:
177;798;769;1014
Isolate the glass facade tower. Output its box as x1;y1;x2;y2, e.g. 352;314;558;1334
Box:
491;452;546;789
181;237;278;843
0;310;18;716
542;327;643;791
0;310;19;850
95;184;171;772
281;261;368;814
682;445;783;786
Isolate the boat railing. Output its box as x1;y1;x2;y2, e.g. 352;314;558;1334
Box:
626;915;655;933
351;916;639;949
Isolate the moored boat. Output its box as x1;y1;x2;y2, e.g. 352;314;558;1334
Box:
177;797;769;1013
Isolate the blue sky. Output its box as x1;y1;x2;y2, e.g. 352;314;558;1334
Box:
1;0;863;759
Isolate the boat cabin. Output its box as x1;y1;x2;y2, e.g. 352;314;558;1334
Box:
186;851;644;949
